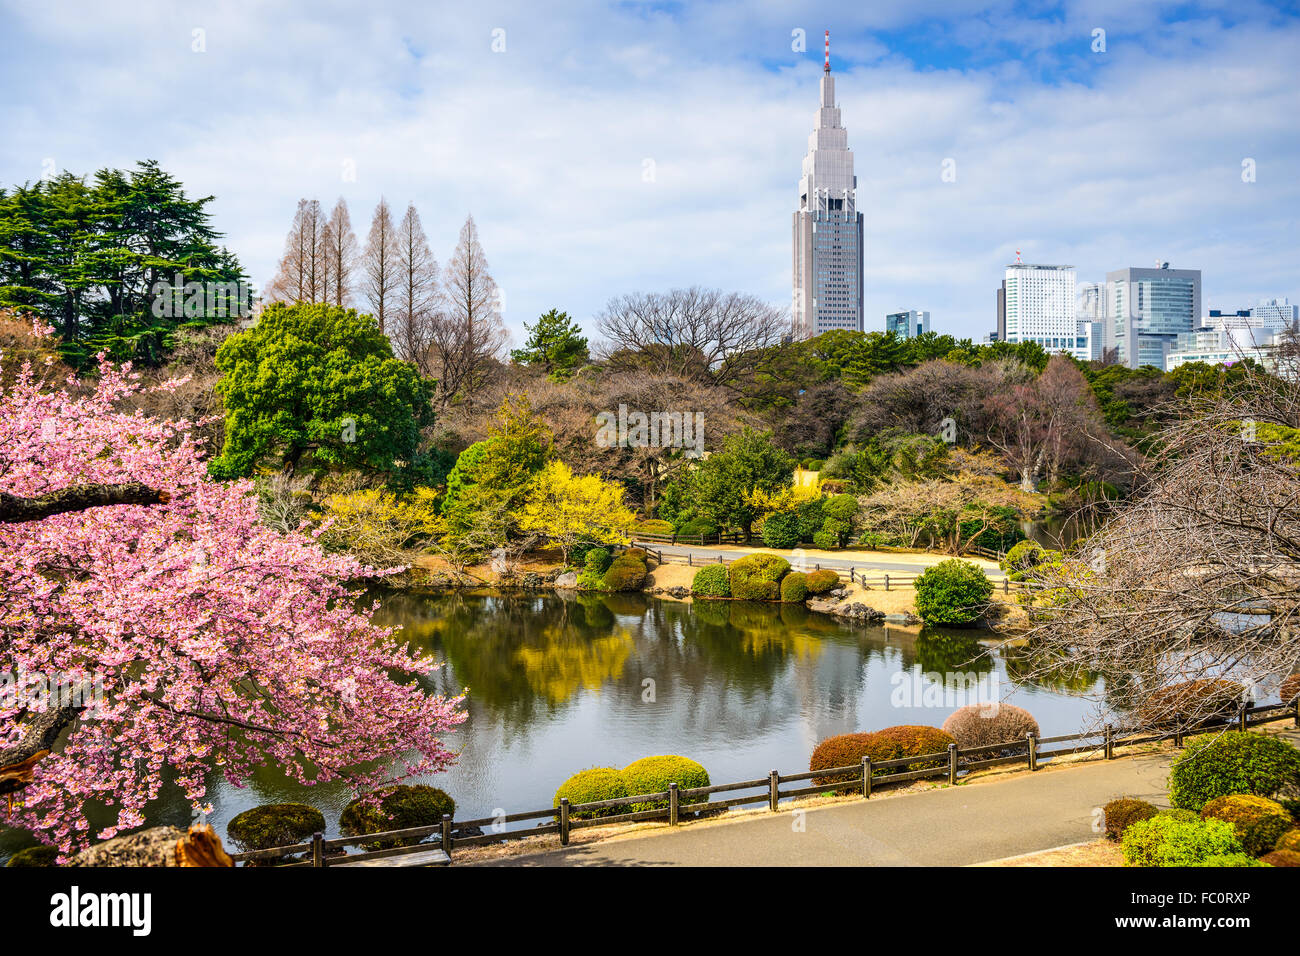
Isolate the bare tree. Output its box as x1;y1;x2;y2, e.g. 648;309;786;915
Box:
431;214;507;406
391;202;440;376
595;287;792;390
1013;362;1300;728
361;197;399;332
322;197;359;307
265;199;326;304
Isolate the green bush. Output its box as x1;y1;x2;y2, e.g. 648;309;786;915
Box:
620;756;710;812
583;547;612;574
691;564;732;598
1000;540;1044;573
340;785;456;849
780;572;808;603
1102;799;1158;841
227;802;325;852
6;845;58;867
576;568;604;590
636;519;674;535
676;517;717;538
810;726;956;791
1168;731;1300;810
1261;849;1300;866
1122;815;1242;866
913;559;993;626
823;494;858;523
811;529;838;550
796;498;825;541
804;569;839;594
553;767;630;819
729;553;791;601
601;552;648;591
761;512;801;549
1138;679;1245;726
1201;794;1292;855
1192;853;1269;867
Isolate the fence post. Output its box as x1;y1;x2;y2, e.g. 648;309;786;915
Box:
559;798;570;846
884;574;890;591
668;783;679;826
815;563;820;571
1003;577;1009;593
440;813;452;859
1104;724;1113;760
1239;704;1248;732
718;554;723;564
850;567;855;583
688;553;692;567
768;770;779;811
1027;733;1038;771
1174;722;1183;748
311;831;324;868
862;757;872;798
671;533;677;544
948;743;958;785
1295;699;1299;729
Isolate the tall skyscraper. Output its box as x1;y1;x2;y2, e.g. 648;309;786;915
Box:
1104;262;1201;370
1003;261;1077;352
793;31;863;339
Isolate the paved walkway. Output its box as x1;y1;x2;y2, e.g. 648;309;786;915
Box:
633;540;1001;576
473;753;1174;867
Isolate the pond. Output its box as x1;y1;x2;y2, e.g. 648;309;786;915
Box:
0;591;1109;857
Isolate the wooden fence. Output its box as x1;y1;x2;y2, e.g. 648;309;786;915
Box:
633;532;1008;564
229;700;1300;868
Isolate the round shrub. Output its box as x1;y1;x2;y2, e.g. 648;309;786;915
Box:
6;845;58;867
553;767;629;819
914;559;993;626
811;529;838;550
1122;815;1242;867
636;519;674;535
691;563;731;598
620;756;710;812
761;512;801;549
1138;679;1245;726
941;703;1038;756
1000;540;1044;573
1158;808;1201;823
810;726;956;791
823;494;858;523
676;517;717;538
1281;673;1300;704
1168;731;1300;810
804;569;840;595
583;547;612;574
729;553;791;601
227;802;326;852
1274;829;1300;853
601;552;648;591
340;785;456;849
1192;853;1268;867
780;572;808;603
1102;799;1159;841
1261;849;1300;866
1201;794;1292;855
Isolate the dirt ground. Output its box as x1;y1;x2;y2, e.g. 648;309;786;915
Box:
973;840;1124;867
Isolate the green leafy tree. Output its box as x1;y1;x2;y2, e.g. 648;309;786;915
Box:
689;427;795;542
510;308;589;381
211;302;433;479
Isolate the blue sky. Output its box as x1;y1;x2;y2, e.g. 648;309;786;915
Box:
2;0;1297;344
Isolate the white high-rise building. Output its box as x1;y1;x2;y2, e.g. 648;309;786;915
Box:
792;32;863;339
1003;262;1077;353
1251;297;1300;329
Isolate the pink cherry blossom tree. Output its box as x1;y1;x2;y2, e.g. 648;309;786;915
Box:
0;323;464;855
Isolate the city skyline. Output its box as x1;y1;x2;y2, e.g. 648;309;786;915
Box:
2;1;1296;347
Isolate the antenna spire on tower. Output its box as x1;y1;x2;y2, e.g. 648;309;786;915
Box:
824;30;830;73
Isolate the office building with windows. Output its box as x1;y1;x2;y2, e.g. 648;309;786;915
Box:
1002;263;1077;352
886;309;930;339
1104;263;1201;370
793;34;863;338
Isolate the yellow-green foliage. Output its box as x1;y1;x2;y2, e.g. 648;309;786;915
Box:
601;551;648;591
553;768;630;819
804;568;839;594
729;553;791;601
1201;794;1293;855
516;460;637;559
317;487;441;565
620;756;711;812
780;571;808;603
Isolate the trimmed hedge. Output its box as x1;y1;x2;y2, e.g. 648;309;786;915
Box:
1103;798;1159;841
620;756;710;812
1122;815;1242;867
1200;794;1292;856
729;553;791;601
761;512;801;550
601;552;648;591
553;767;629;819
583;548;612;574
227;802;326;852
913;559;993;626
636;519;674;535
676;517;717;538
1168;731;1300;810
340;785;456;849
1192;853;1268;867
1000;540;1044;573
804;569;840;595
691;563;731;598
941;703;1038;754
780;571;808;603
6;845;58;867
1137;679;1245;726
811;529;838;550
810;726;956;791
